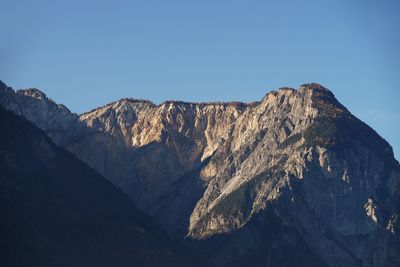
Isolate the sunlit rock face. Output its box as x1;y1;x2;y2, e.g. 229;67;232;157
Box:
0;84;83;145
1;80;399;267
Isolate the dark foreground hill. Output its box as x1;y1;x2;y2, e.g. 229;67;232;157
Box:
0;105;193;267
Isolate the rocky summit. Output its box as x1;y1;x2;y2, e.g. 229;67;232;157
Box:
1;80;399;267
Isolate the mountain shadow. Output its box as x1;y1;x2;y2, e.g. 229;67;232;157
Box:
0;106;196;267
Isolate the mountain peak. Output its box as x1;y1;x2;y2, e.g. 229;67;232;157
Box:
1;80;399;267
298;83;335;98
0;80;8;89
299;82;330;91
17;88;49;101
261;83;332;105
0;80;14;94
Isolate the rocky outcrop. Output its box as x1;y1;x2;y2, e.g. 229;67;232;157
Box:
1;80;399;266
0;82;83;145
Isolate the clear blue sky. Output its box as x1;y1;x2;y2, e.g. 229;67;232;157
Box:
1;0;399;159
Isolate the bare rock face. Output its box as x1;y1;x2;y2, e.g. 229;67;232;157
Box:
0;82;84;145
1;80;399;266
74;96;252;236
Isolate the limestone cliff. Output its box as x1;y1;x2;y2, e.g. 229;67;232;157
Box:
1;80;399;266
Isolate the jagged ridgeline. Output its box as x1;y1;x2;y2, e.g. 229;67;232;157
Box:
1;81;399;267
0;105;196;266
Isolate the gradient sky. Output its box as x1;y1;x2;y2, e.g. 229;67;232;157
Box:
1;0;399;159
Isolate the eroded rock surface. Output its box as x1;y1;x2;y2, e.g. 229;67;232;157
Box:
1;80;399;266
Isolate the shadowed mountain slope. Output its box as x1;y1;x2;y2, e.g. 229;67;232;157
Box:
0;105;194;267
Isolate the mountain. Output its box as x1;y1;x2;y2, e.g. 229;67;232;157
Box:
1;81;399;266
0;85;83;145
0;105;193;267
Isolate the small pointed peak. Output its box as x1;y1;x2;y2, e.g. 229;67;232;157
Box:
113;98;156;110
18;88;48;99
298;83;349;117
0;81;17;94
81;98;156;116
0;80;9;89
261;90;277;103
261;87;296;103
298;83;332;95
